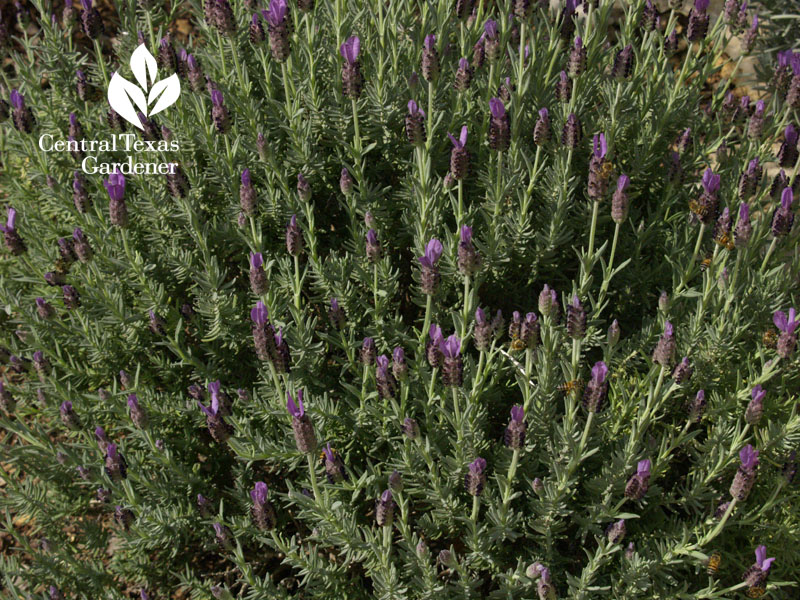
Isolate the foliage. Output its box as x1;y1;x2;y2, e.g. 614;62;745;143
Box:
0;0;799;598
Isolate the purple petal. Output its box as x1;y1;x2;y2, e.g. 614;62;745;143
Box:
489;97;505;119
251;481;268;504
781;187;793;210
774;310;789;333
591;361;608;384
250;301;269;325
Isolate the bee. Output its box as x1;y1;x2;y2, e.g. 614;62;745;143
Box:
688;199;709;220
510;338;526;352
699;255;713;272
705;551;721;575
598;160;615;181
715;232;735;251
558;379;584;395
762;329;778;349
53;257;72;275
746;586;766;598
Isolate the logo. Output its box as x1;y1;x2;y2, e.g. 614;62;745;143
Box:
108;44;181;130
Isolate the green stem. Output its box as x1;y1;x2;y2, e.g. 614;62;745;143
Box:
457;180;464;225
426;80;434;152
373;262;379;312
419;295;433;354
307;454;321;502
700;497;737;546
351;98;362;154
599;222;621;297
93;39;109;88
579;411;595;452
759;238;778;273
587;200;600;259
216;30;228;79
461;275;470;340
294;255;302;310
451;387;462;442
677;224;706;294
501;448;520;511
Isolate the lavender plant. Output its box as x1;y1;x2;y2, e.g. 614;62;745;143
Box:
0;0;799;598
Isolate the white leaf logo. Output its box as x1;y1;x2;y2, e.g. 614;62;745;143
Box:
107;44;181;130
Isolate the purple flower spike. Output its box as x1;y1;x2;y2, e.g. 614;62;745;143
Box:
593;133;608;159
250;252;263;269
127;393;139;409
755;545;775;572
774;308;798;334
591;361;608;384
419;238;443;268
442;334;461;358
460;225;472;244
510;405;524;422
408;99;424;117
702;168;720;195
637;459;651;477
9;89;24;110
103;170;126;202
617;174;630;192
484;19;497;38
751;385;766;403
241;169;251;186
287;390;304;418
469;457;487;474
740;444;759;470
5;208;17;232
695;0;709;11
250;301;268;324
781;187;793;210
448;126;468;149
489;97;505;119
424;34;436;50
250;481;268;504
265;0;288;26
785;124;798;145
340;36;360;65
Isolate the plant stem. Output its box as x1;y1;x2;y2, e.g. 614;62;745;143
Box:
457;179;464;224
501;448;520;511
676;223;706;294
93;39;109;88
307;454;321;502
579;411;595;452
700;497;737;546
760;238;777;273
216;30;228;78
373;262;379;312
461;275;470;340
471;495;480;521
587;199;600;259
294;255;302;310
451;387;462;442
419;295;433;354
